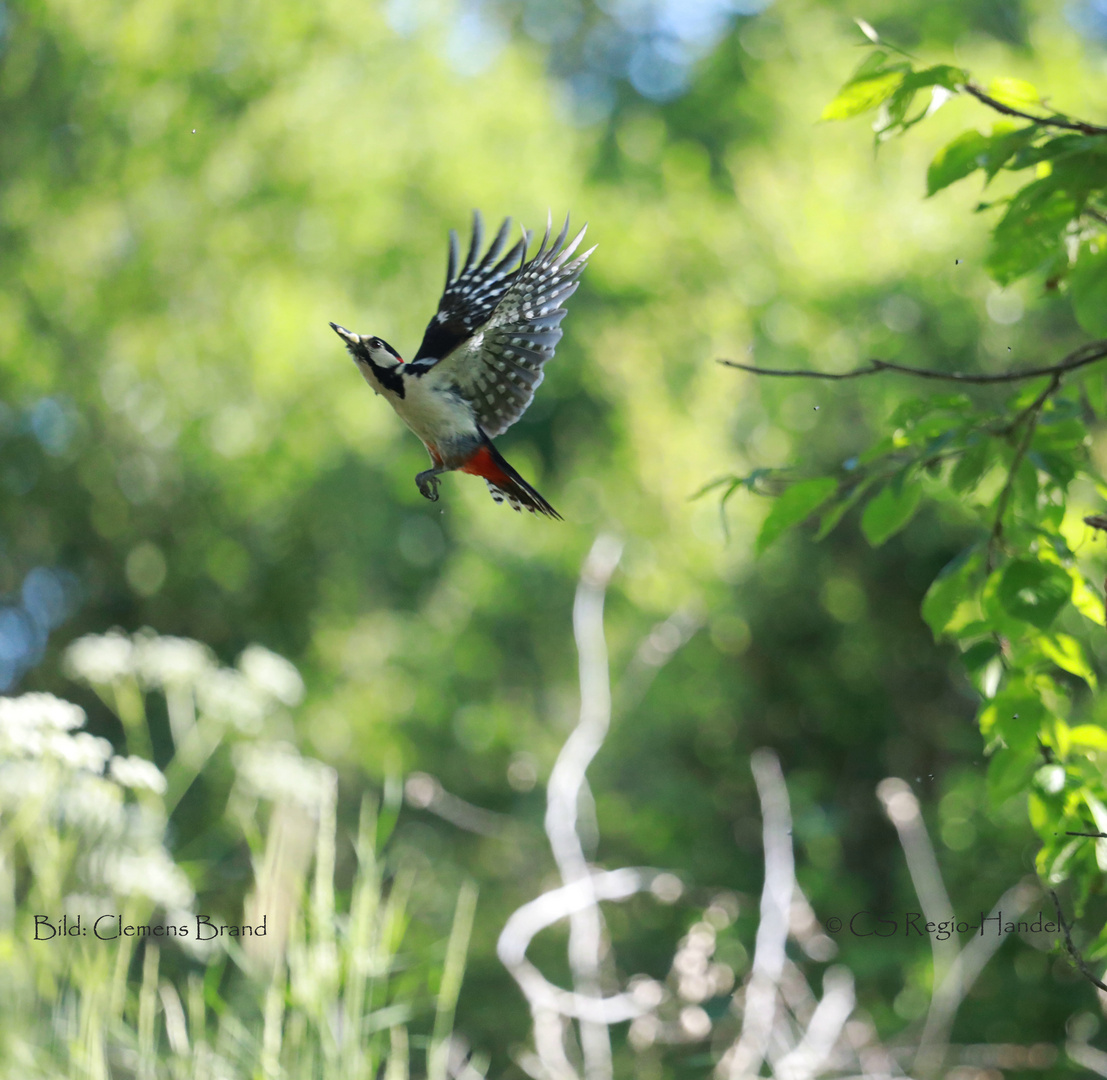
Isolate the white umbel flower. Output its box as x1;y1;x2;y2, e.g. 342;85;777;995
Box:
64;631;135;685
110;755;169;795
238;645;304;706
0;693;85;734
98;849;194;910
233;742;331;809
132;632;213;689
196;668;270;733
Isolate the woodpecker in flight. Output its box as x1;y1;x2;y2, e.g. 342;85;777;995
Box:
331;211;593;519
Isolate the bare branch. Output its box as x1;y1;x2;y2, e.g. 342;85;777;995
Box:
962;82;1107;136
719;339;1107;385
1050;889;1107;994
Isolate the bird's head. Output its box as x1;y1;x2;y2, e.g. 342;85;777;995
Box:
329;323;403;369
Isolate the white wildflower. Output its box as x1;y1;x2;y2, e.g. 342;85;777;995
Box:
59;775;125;834
197;668;270;733
0;760;52;808
238;644;304;707
132;631;213;689
44;730;113;773
233;741;331;809
64;631;134;685
0;692;86;735
98;849;194;910
110;755;168;795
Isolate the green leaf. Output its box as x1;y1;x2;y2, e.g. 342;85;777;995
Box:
927;130;991;195
755;477;838;555
987;745;1038;805
1069;724;1107;751
979;684;1047;751
1070;571;1106;626
981;124;1038;182
1036;633;1098;689
949;439;993;494
986;77;1041;110
860;480;923;546
822;54;911;121
1083;793;1107;869
815;474;877;541
921;547;981;638
987;177;1079;285
961;638;1000;672
997;559;1072;629
905;64;967;92
1069;247;1107;337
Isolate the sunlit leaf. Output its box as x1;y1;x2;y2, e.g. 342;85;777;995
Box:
1070;724;1107;751
822;55;910;121
921;546;981;638
755;477;838;555
1070;571;1106;626
986;77;1041;109
1036;633;1097;689
1084;792;1107;869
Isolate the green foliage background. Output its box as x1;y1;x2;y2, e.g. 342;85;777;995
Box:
5;0;1107;1071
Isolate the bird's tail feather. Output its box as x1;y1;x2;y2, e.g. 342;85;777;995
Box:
459;440;561;519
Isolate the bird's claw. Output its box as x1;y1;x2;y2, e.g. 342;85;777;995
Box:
416;473;441;502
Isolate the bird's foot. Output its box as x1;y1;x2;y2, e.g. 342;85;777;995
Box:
416;471;441;502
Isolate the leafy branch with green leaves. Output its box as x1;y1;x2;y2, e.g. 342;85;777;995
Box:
717;28;1107;976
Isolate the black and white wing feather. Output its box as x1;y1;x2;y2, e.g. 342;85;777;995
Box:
434;214;594;437
412;212;527;364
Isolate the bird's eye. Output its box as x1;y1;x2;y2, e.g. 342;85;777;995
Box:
368;337;380;348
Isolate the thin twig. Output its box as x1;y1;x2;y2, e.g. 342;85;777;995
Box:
1066;830;1107;839
986;372;1059;569
962;82;1107;136
718;339;1107;385
1049;889;1107;994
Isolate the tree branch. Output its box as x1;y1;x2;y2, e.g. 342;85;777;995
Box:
718;340;1107;385
986;372;1059;570
962;82;1107;137
1050;889;1107;994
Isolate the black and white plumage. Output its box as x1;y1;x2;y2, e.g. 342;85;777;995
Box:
331;211;594;518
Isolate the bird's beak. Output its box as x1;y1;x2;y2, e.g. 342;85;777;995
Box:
329;322;359;346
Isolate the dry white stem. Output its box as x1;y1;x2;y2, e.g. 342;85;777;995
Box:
497;867;656;1024
727;749;795;1079
914;880;1037;1077
1067;1041;1107;1078
876;779;958;984
542;534;623;1080
773;966;856;1080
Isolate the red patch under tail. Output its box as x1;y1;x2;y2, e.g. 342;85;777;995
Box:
460;443;561;520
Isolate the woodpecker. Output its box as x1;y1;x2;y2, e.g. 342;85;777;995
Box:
331;211;594;519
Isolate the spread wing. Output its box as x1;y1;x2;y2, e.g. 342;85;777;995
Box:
412;212;527;364
431;214;594;437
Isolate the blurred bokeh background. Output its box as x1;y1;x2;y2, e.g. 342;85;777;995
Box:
5;0;1107;1072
